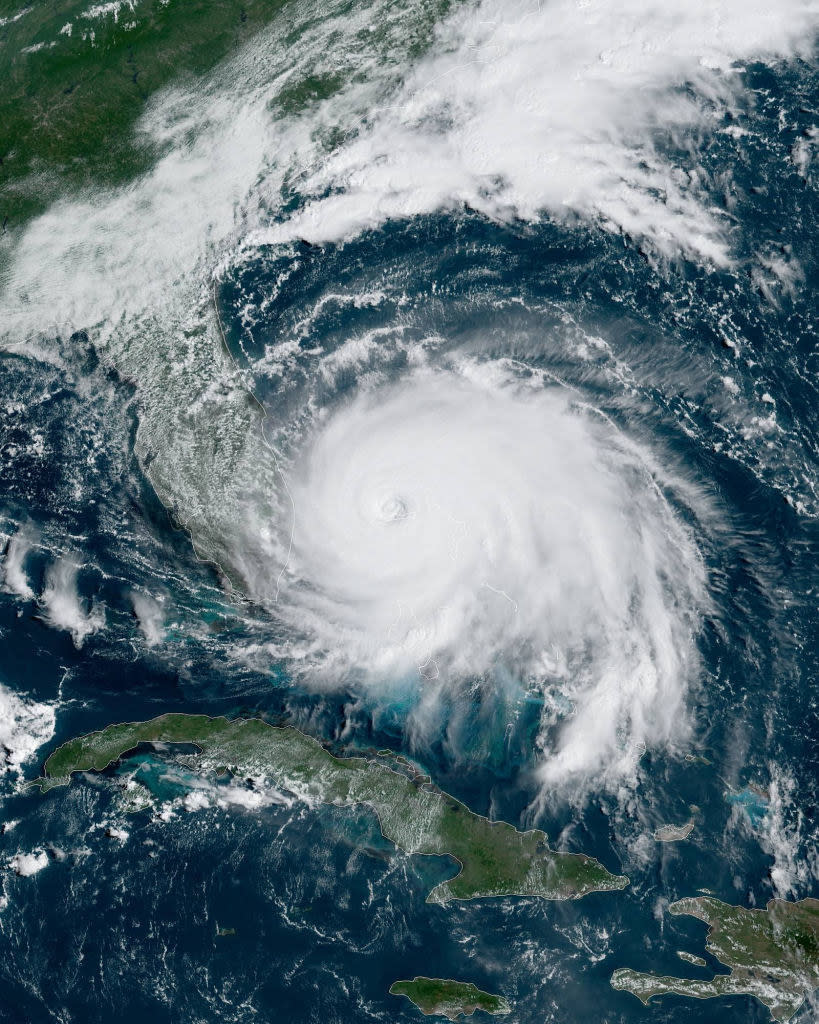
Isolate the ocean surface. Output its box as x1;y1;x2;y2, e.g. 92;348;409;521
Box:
0;0;817;1021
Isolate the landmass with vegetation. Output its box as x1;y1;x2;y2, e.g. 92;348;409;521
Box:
37;713;628;904
389;978;510;1019
611;895;819;1022
0;0;454;232
0;0;287;228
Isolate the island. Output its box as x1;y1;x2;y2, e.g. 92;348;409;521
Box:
676;951;707;967
36;714;628;904
389;978;510;1019
611;895;819;1022
653;822;694;842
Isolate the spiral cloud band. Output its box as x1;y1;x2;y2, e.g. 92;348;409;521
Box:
271;367;708;787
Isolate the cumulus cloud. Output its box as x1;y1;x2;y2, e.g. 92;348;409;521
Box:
130;590;165;647
40;558;104;648
1;529;36;602
7;849;50;877
761;765;819;898
179;777;296;814
0;683;56;780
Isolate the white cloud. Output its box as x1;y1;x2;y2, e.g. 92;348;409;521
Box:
0;0;806;792
256;0;817;262
7;849;50;877
40;558;104;648
266;365;710;789
0;683;56;779
105;826;130;842
1;529;36;602
4;0;815;355
130;590;165;647
762;765;818;898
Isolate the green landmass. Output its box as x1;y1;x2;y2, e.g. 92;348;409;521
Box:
37;714;628;904
0;0;294;228
0;0;456;233
611;895;819;1022
389;978;510;1020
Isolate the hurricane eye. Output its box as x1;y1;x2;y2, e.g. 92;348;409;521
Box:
377;495;410;523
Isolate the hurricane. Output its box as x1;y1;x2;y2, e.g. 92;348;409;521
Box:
0;0;813;792
252;364;706;785
0;0;818;1018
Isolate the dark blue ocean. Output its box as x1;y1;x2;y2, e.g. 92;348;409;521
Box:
1;45;818;1024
